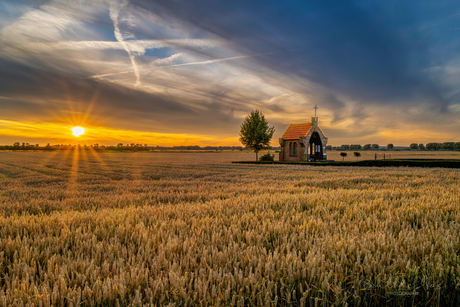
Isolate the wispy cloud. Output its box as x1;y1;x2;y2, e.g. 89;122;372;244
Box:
89;52;270;79
109;0;140;86
27;39;221;53
165;53;270;68
1;0;460;145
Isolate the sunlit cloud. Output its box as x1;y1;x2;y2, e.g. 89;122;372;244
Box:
1;0;460;146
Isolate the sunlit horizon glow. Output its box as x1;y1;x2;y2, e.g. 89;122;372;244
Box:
0;119;459;147
0;120;238;146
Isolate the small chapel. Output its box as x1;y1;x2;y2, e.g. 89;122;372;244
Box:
279;106;328;162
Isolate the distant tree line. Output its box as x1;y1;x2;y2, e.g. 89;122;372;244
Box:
409;142;460;151
0;142;250;151
335;144;387;150
328;142;460;151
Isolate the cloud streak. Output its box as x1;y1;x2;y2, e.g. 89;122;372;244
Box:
89;52;271;79
1;0;460;145
109;0;141;86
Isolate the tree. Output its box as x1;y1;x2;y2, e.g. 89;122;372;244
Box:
442;142;454;150
419;143;425;150
426;142;441;150
371;144;380;150
350;144;362;150
363;144;371;150
409;143;418;150
387;144;394;150
340;152;347;162
239;110;275;161
340;145;350;150
354;152;361;161
454;142;460;151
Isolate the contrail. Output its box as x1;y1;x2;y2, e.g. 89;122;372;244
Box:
90;52;274;79
109;0;141;86
165;54;253;67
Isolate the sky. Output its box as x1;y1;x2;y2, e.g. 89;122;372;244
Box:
1;0;460;146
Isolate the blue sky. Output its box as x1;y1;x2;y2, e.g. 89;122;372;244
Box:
1;0;459;145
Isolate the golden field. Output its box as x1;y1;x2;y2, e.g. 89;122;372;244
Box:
325;150;460;162
0;150;459;306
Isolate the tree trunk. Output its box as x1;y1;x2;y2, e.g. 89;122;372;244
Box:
342;157;344;162
256;151;258;161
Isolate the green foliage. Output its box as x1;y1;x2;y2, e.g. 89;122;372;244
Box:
426;143;441;150
259;153;275;162
363;144;371;150
409;143;418;150
371;144;380;150
340;145;350;150
387;144;394;150
442;142;455;150
340;152;347;162
239;110;275;160
418;143;425;150
350;144;362;150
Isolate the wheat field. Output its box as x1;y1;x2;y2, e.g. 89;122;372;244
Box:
325;150;460;162
0;150;459;306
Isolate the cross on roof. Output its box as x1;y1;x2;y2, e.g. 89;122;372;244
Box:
313;104;318;117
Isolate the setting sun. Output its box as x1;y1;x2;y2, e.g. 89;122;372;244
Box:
71;126;85;137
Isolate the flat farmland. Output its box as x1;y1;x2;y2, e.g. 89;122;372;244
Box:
326;150;460;161
0;151;459;306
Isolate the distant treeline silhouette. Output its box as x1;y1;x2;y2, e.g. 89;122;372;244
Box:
331;142;460;151
0;142;252;151
333;144;391;150
409;142;460;150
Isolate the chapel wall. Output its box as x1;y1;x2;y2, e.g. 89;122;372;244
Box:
282;140;303;161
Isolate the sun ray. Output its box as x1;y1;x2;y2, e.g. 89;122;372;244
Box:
82;83;101;125
67;146;80;194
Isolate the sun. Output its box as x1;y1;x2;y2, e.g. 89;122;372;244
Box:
72;126;85;137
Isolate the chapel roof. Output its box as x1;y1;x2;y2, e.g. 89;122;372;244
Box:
282;122;327;140
282;123;313;140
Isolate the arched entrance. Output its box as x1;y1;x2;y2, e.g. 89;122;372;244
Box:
309;132;323;161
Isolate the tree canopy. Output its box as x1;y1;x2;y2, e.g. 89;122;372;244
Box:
353;151;361;161
239;110;275;161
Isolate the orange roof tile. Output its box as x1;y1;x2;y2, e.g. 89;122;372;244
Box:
282;123;313;140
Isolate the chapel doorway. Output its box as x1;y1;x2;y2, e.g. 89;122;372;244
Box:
309;132;323;161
